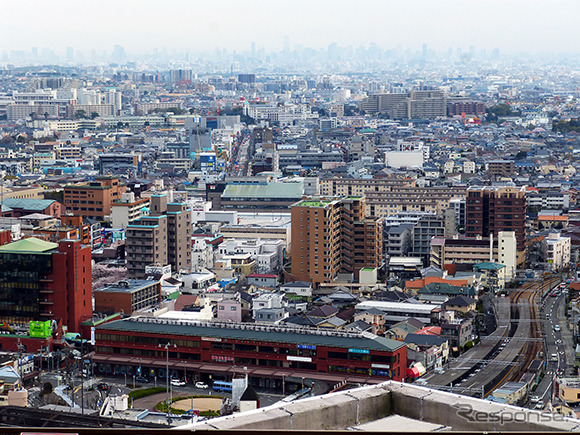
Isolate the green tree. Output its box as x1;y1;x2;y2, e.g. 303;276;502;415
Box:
75;110;87;119
91;112;100;119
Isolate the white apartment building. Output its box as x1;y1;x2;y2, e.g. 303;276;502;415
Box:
217;238;285;273
542;232;571;271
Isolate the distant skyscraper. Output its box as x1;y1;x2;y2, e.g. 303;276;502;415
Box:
66;46;74;62
251;41;256;57
283;35;290;53
112;44;125;62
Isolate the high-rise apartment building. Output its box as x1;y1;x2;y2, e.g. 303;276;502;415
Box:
466;186;526;265
359;91;446;119
126;194;191;278
290;197;383;286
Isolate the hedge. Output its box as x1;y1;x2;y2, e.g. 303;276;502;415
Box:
128;386;167;400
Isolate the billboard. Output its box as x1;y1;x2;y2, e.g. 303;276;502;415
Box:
30;320;51;338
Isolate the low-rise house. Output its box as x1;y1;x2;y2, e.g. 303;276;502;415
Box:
327;290;359;308
316;316;347;329
280;281;313;297
442;295;477;314
255;307;287;324
343;320;372;333
440;318;474;349
404;334;449;371
246;273;278;288
217;295;243;322
307;305;339;320
252;292;284;320
354;308;389;335
385;318;424;341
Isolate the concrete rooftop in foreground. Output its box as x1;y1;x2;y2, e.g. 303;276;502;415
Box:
181;381;580;432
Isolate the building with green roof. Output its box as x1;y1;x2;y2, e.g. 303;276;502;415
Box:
93;316;406;384
219;182;304;212
0;237;92;336
0;237;58;253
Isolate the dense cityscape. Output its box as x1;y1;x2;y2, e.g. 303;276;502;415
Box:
1;1;580;432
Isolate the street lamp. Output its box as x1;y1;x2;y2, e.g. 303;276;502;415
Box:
159;342;176;424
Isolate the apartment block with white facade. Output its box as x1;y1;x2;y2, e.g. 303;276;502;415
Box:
542;232;571;271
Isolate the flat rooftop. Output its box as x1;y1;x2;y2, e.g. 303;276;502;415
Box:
183;381;580;431
95;280;158;293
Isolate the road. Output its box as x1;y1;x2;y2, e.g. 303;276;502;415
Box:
532;284;573;408
227;132;251;177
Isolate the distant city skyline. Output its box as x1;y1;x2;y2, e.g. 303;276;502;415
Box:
1;0;579;58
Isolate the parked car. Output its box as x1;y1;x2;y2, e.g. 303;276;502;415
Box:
195;381;209;389
171;379;186;387
135;376;149;383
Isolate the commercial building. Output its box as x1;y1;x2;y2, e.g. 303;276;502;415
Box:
0;237;91;333
63;177;125;220
94;280;161;315
466;186;526;265
93;317;406;384
290;197;383;285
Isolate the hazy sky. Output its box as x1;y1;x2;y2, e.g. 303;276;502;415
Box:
2;0;579;55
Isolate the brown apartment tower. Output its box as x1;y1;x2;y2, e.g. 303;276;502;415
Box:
126;194;191;278
465;186;526;266
290;196;383;286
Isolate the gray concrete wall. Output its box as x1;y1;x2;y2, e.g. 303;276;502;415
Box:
180;381;580;431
